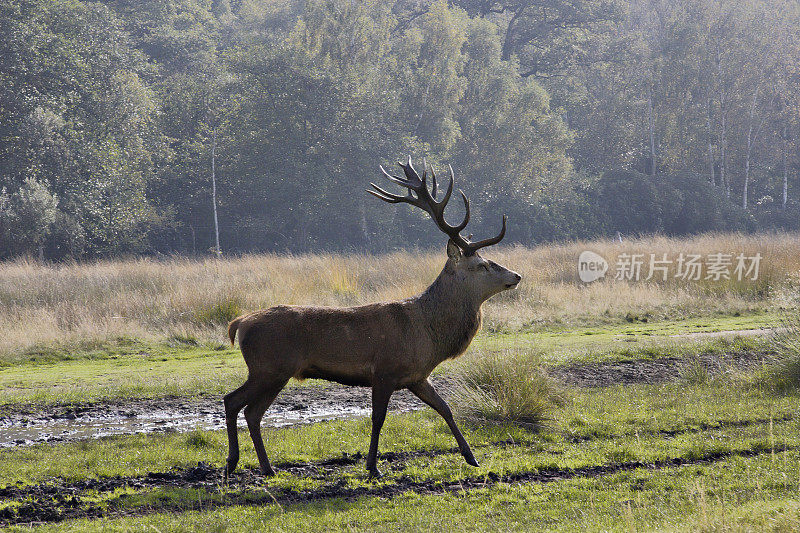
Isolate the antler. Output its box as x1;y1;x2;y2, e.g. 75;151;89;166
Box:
367;156;506;255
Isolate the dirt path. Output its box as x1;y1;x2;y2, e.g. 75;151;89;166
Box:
0;348;776;448
667;327;780;340
550;348;776;388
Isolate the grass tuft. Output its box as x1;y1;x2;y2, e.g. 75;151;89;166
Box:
192;297;243;326
448;351;566;429
758;306;800;392
681;359;712;385
185;431;211;448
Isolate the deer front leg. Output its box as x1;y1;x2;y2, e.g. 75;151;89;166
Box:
408;379;478;467
366;382;393;478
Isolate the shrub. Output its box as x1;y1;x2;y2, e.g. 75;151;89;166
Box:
449;351;565;429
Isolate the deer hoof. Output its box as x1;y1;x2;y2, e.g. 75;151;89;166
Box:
464;454;479;467
368;468;383;479
261;466;276;477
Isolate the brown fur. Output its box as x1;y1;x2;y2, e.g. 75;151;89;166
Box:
222;242;521;478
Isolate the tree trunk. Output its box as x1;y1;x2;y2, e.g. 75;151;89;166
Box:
783;123;789;209
715;46;729;197
706;96;715;184
211;127;221;256
501;8;524;61
742;86;759;210
647;83;656;177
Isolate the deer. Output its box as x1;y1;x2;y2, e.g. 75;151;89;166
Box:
224;157;521;479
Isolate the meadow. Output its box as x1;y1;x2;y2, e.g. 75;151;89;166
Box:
1;233;799;530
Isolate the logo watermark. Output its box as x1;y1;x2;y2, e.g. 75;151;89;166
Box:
578;251;609;283
578;251;762;283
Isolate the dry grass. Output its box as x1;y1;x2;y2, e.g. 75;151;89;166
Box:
1;233;798;358
448;350;565;428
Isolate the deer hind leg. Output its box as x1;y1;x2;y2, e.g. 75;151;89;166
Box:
223;380;255;479
408;379;478;467
365;382;394;478
244;377;289;476
224;379;267;478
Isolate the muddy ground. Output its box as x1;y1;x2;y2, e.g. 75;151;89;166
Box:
0;386;424;448
0;348;775;448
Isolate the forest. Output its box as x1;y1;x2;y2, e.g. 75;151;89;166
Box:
1;0;798;258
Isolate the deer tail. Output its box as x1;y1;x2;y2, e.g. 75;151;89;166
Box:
228;316;243;346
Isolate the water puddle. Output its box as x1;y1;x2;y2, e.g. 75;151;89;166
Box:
0;387;423;448
0;406;377;448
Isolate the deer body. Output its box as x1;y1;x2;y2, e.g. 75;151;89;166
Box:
224;159;520;478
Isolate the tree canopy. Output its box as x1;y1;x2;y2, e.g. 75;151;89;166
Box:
0;0;797;259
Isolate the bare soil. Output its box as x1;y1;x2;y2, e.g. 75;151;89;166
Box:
550;348;776;388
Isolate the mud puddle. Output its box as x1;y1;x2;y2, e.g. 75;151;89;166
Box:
0;386;424;448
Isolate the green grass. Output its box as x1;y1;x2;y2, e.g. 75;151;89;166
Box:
449;351;565;428
474;310;780;364
1;376;799;530
1;377;797;484
31;452;799;532
0;341;246;412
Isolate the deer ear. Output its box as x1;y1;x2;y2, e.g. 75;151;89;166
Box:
446;239;462;260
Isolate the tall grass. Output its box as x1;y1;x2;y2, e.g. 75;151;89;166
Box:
448;351;565;428
0;233;798;358
759;305;800;392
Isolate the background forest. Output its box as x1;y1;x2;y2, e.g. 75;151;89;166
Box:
1;0;798;258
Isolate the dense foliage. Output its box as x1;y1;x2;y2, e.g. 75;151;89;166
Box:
0;0;798;258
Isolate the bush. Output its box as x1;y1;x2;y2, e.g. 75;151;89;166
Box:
449;351;565;429
593;169;756;238
655;173;754;235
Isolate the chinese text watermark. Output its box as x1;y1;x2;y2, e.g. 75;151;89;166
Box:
578;251;762;283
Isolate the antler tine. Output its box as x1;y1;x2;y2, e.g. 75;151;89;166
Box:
367;184;406;203
380;165;415;189
453;190;470;232
463;215;507;254
370;158;507;255
399;157;424;187
428;162;438;199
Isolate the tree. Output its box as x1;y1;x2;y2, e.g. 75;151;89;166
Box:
0;178;59;259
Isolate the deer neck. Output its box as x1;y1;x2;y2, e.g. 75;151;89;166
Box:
416;265;483;363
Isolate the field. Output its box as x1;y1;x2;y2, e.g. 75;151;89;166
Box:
1;233;800;531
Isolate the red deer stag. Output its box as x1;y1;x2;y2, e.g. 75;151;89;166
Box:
224;158;521;478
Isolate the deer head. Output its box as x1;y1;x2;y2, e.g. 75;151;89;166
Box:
369;157;521;302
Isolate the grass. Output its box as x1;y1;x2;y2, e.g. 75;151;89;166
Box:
1;376;800;530
756;308;800;393
38;453;798;532
1;232;797;360
448;351;565;428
